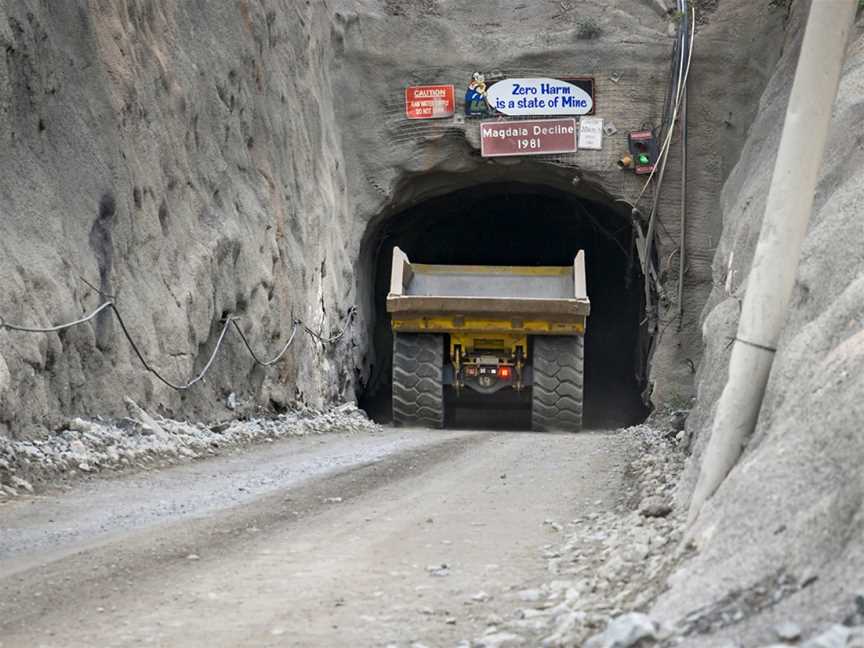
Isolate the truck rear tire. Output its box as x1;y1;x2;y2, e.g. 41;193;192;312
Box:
532;336;584;432
392;333;445;429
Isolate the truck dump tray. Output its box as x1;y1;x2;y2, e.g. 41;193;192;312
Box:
386;247;590;335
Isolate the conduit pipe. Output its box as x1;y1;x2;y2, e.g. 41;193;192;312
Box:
687;0;857;525
678;85;687;328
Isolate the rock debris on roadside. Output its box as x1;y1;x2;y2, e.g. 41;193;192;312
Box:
0;399;377;495
466;421;686;648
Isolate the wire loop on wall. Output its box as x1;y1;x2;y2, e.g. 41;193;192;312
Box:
0;301;355;391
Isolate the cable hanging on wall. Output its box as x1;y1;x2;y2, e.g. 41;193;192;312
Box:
0;302;357;392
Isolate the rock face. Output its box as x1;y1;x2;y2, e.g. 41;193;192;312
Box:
0;0;786;440
0;1;355;439
658;2;864;645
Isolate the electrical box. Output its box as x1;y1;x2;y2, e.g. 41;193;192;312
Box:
627;130;660;175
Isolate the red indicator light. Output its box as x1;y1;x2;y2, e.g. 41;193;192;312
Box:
499;366;512;379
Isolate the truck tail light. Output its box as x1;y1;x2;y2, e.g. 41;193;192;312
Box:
499;366;512;379
466;366;478;377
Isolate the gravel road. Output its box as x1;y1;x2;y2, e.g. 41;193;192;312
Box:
0;427;636;647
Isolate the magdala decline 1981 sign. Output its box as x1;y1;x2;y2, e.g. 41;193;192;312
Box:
480;118;578;157
405;85;456;119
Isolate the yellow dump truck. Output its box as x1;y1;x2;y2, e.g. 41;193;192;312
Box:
386;247;590;431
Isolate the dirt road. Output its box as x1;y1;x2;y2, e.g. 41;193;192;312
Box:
0;428;635;647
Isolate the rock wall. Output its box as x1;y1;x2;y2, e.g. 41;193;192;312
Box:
0;0;787;441
0;1;356;440
658;3;864;643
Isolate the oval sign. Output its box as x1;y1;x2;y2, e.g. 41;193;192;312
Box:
486;78;594;116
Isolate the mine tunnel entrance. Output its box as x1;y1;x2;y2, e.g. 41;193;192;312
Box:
358;181;652;429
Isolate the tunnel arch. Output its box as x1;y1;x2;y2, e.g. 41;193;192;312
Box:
357;173;654;429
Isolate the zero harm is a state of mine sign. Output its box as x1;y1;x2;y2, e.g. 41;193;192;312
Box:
480;118;578;157
485;78;594;117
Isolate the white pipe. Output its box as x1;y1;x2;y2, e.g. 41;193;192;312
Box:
687;0;857;525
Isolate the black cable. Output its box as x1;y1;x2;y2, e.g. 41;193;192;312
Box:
230;319;300;367
1;301;356;391
0;301;114;333
109;304;233;391
304;307;357;344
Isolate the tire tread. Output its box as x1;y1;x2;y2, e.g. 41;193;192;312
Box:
531;336;584;432
392;333;444;428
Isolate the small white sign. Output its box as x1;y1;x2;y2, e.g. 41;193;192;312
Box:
578;116;604;150
485;78;594;116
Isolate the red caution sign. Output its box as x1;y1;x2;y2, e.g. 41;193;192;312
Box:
405;85;455;120
480;118;578;157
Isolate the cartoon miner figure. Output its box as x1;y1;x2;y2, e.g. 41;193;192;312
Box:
465;72;491;116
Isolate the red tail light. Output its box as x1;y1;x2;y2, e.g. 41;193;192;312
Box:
499;366;512;379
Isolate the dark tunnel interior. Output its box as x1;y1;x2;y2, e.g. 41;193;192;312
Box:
358;182;652;429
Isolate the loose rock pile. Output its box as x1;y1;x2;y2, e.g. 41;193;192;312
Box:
467;420;687;647
0;399;377;496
